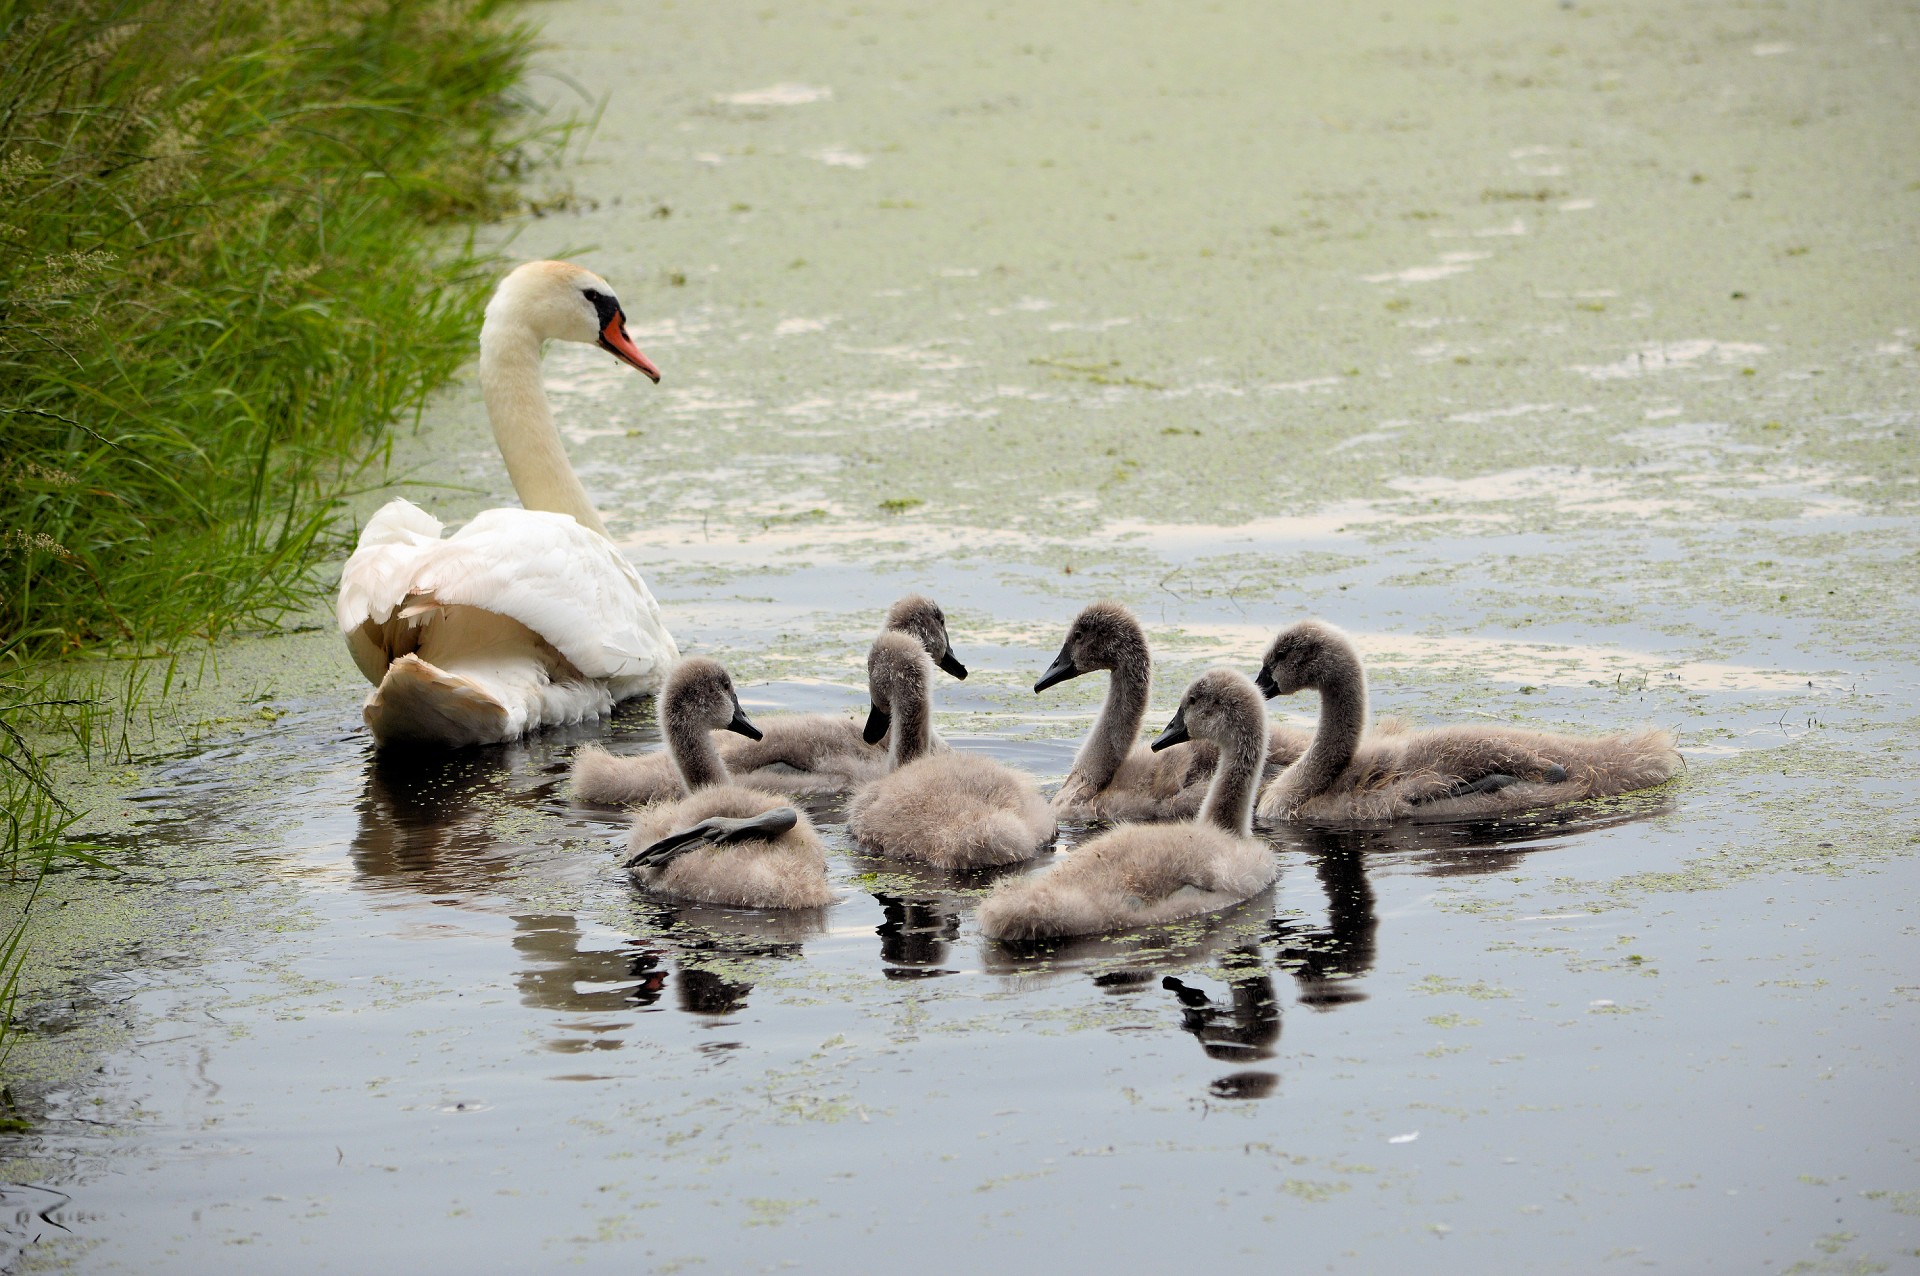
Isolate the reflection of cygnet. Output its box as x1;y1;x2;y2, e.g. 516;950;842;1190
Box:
875;893;961;975
622;658;831;909
977;669;1278;941
572;594;966;804
1253;619;1683;824
849;632;1056;870
1037;601;1310;822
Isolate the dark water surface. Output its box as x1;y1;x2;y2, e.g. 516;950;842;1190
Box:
5;0;1918;1269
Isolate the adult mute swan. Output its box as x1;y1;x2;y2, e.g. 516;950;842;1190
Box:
337;261;680;748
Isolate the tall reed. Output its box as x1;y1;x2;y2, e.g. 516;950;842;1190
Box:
0;0;550;1076
0;0;546;657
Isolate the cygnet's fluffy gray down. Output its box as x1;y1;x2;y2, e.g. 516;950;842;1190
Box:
571;594;965;804
572;715;880;805
628;786;832;910
1036;602;1307;823
1054;727;1311;823
619;656;831;909
850;751;1057;870
848;630;1055;870
975;822;1274;941
1253;618;1682;824
978;667;1277;941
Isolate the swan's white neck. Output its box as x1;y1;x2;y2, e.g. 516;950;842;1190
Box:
478;314;608;538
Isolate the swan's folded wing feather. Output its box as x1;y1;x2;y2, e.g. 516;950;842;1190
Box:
422;509;676;683
335;504;676;688
336;499;447;632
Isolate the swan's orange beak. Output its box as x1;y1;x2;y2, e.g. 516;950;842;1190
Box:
598;312;661;382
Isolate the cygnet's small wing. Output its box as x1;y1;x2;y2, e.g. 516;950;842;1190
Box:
627;807;802;869
1412;772;1520;804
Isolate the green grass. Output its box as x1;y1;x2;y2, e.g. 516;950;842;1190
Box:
0;0;552;1079
0;637;100;1080
0;0;548;657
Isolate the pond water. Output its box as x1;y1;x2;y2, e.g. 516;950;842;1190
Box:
5;0;1918;1270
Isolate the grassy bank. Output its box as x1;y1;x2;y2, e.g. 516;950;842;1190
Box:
0;0;550;1070
0;0;542;657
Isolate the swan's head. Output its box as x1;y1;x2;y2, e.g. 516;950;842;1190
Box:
1152;668;1265;752
489;260;661;382
663;657;760;739
1255;619;1354;699
885;594;967;680
1034;600;1144;692
864;631;931;744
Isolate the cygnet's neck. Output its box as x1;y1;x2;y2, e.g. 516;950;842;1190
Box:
666;706;730;791
478;314;608;538
888;667;935;768
1199;698;1268;837
1076;633;1152;790
1280;641;1369;805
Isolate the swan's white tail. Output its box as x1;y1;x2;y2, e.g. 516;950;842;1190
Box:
363;654;513;748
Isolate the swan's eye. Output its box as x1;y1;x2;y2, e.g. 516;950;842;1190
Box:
580;287;621;329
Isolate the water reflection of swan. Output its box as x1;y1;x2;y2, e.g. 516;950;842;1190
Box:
349;725;825;1032
1262;797;1674;1008
1270;841;1378;1009
511;913;666;1017
349;729;595;892
1163;950;1284;1101
975;791;1673;1099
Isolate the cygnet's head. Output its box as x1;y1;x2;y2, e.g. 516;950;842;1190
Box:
486;260;661;382
663;657;760;739
884;594;967;679
1034;600;1144;692
1151;668;1265;752
1254;619;1354;699
864;631;932;744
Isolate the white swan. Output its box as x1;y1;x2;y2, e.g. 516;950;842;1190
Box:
337;261;679;748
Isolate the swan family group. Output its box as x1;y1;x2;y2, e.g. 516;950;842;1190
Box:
337;261;1682;943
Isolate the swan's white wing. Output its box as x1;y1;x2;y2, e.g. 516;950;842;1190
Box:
338;500;447;683
337;502;446;623
396;508;674;680
337;500;678;692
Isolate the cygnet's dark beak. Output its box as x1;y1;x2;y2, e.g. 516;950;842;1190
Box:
1150;707;1190;752
1254;666;1280;699
725;702;762;740
599;309;662;383
1033;641;1081;694
937;649;968;680
862;705;891;745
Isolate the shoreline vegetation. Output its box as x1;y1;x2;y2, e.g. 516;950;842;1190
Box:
0;0;552;1073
